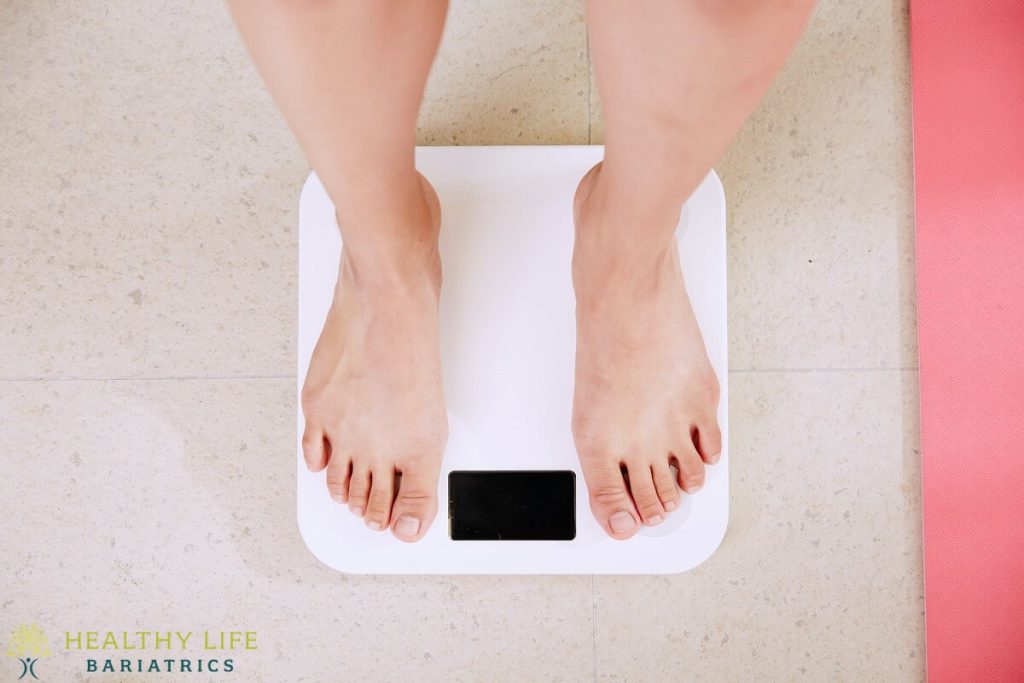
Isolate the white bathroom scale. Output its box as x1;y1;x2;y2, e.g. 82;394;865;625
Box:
297;145;728;574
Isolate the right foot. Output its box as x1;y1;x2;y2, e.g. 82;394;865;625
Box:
571;164;722;540
300;174;448;543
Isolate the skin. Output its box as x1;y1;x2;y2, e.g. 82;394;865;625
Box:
227;0;450;541
574;0;816;538
227;0;814;542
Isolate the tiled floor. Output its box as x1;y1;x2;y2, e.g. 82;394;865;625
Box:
0;1;922;681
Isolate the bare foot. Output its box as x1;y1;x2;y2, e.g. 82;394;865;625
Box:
300;173;448;542
571;163;722;540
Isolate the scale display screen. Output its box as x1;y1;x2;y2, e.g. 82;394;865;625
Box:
448;470;576;541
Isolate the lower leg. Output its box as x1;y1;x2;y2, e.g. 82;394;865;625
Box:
587;0;815;235
574;0;814;538
228;0;450;541
228;0;448;272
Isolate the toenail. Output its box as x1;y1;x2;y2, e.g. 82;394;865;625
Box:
396;516;420;537
351;507;364;517
687;483;703;494
609;511;637;534
664;501;677;512
648;515;663;526
709;452;721;465
367;520;382;531
331;494;345;504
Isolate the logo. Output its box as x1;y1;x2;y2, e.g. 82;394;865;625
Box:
5;625;255;677
6;624;51;680
463;184;560;205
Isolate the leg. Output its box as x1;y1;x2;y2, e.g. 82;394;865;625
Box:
228;0;449;541
575;0;814;538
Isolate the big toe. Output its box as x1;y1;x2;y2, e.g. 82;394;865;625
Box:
389;465;439;543
583;459;641;540
693;417;723;465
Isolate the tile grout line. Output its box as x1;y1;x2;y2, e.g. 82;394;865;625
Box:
0;366;920;383
585;11;591;146
731;366;919;374
0;374;292;383
591;574;597;683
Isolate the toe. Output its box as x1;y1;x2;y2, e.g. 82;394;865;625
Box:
364;467;395;531
651;459;680;512
390;464;439;543
673;446;706;494
583;459;640;539
324;452;351;505
301;422;329;472
626;461;666;526
347;466;371;518
693;419;722;465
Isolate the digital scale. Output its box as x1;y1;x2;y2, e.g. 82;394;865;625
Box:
296;146;728;574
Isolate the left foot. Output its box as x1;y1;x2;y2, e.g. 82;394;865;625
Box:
571;163;722;540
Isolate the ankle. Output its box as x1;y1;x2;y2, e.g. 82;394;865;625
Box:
340;239;441;299
335;173;442;293
572;163;689;310
576;175;676;278
572;236;675;306
581;161;690;227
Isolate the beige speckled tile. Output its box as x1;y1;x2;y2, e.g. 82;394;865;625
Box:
0;1;590;381
590;0;917;372
594;369;924;682
3;0;922;678
723;1;916;372
0;1;306;380
419;0;589;145
0;378;594;682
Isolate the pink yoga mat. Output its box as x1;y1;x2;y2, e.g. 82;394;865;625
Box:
911;1;1024;679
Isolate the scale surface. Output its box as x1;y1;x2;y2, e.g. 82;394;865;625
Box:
297;145;728;574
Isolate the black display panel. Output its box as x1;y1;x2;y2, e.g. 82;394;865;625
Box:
448;470;576;541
